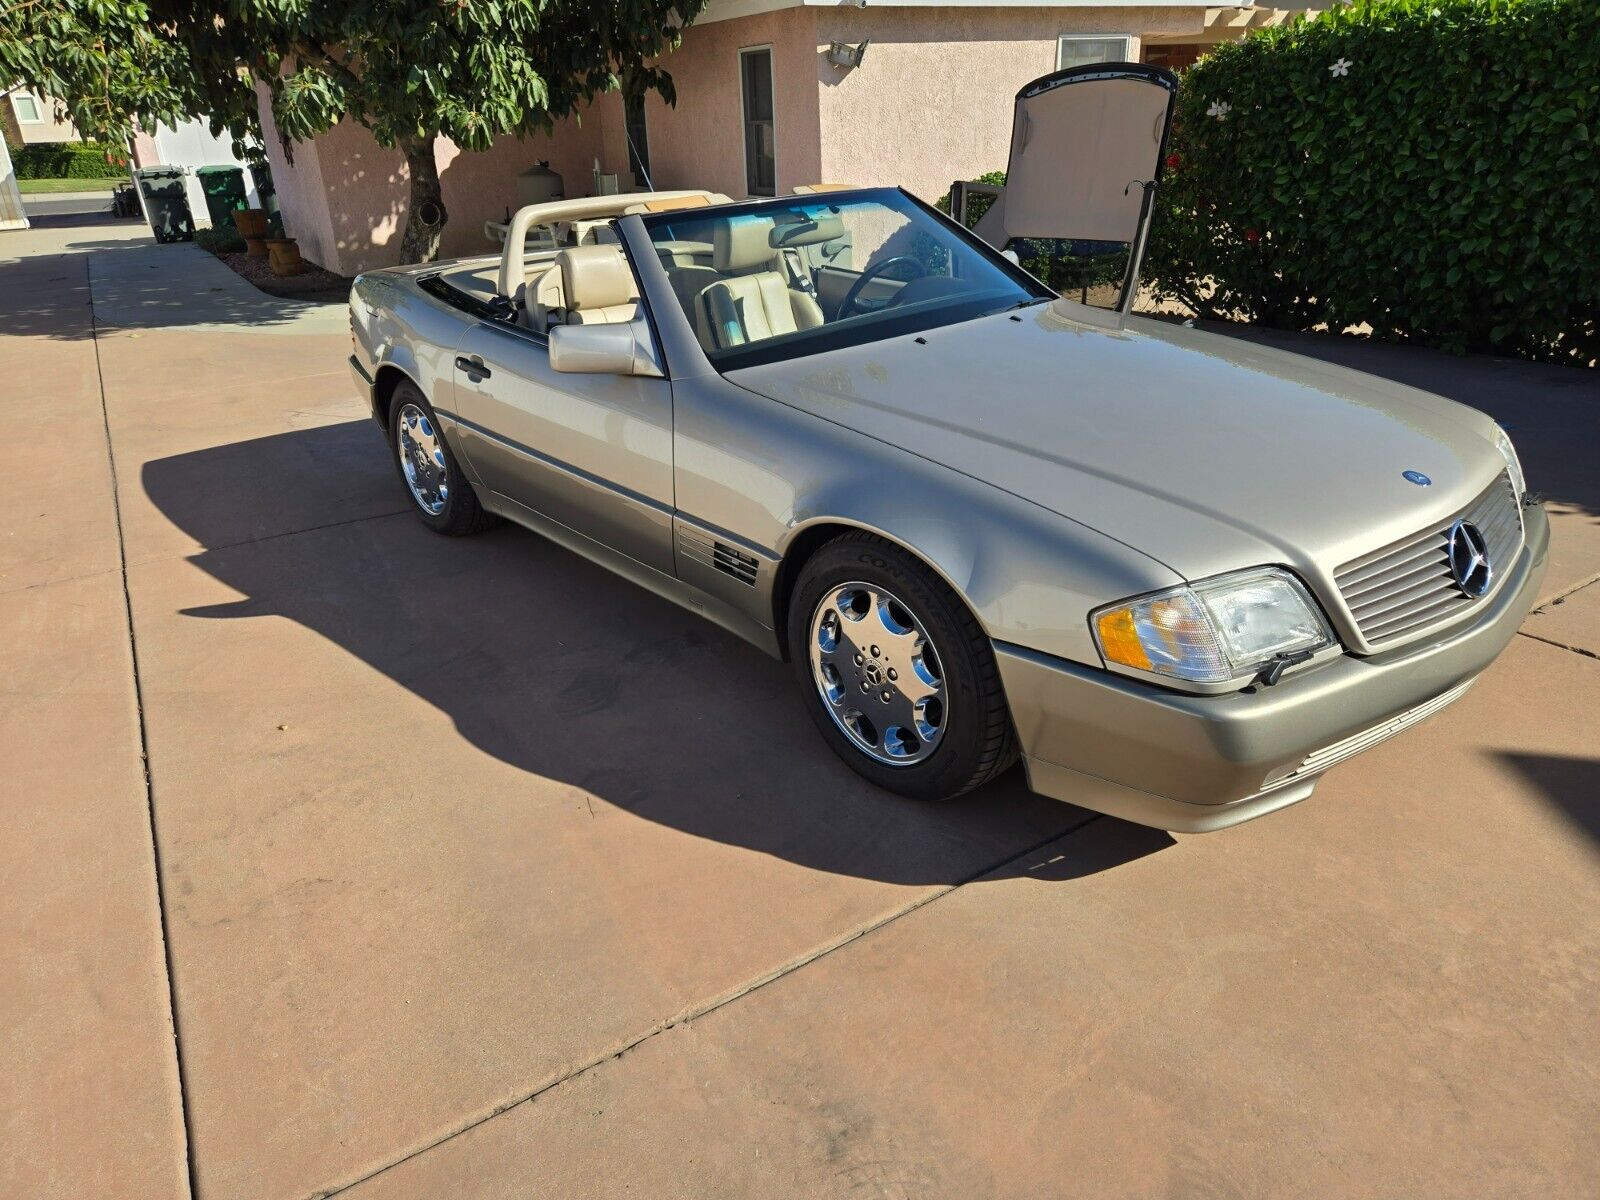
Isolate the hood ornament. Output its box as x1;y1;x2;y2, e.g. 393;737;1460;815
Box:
1447;520;1492;597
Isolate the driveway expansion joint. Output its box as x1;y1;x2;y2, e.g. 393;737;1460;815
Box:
125;508;414;568
0;564;123;598
1516;629;1600;661
311;812;1101;1200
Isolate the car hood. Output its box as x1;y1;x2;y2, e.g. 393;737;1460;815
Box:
725;301;1504;584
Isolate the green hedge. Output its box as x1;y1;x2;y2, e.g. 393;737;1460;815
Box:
1145;0;1598;365
11;142;128;180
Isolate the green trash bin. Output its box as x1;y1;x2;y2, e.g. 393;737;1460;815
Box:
196;164;248;231
134;166;194;244
248;161;280;218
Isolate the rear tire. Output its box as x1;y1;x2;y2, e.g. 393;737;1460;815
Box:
788;532;1018;801
388;381;497;536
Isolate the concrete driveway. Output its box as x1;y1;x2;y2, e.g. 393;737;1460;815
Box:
3;216;1596;1200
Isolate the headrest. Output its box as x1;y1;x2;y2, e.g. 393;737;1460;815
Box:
557;246;634;312
769;214;846;250
713;216;778;273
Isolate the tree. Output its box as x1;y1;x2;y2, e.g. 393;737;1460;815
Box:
220;0;710;261
1;1;708;262
0;1;232;151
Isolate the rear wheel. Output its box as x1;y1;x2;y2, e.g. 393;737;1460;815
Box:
788;532;1018;801
388;381;496;536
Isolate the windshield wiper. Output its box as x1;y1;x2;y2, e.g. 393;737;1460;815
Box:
995;297;1051;314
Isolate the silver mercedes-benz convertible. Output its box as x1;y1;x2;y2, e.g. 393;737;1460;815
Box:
348;66;1547;832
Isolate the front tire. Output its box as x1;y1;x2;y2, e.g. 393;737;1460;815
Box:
788;532;1018;801
388;381;496;536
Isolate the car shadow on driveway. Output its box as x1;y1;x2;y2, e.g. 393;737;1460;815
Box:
141;421;1175;887
1495;752;1600;850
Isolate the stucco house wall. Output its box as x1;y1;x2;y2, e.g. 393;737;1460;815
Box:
257;84;638;275
813;5;1203;201
5;87;81;144
256;85;340;272
638;5;822;199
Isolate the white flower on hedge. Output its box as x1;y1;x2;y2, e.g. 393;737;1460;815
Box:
1207;100;1232;120
1329;58;1352;77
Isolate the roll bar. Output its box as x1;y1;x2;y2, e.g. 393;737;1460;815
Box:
496;190;730;298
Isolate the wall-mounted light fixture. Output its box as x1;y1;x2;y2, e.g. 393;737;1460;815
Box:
827;39;870;70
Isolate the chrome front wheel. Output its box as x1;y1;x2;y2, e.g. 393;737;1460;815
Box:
808;582;947;767
396;401;449;515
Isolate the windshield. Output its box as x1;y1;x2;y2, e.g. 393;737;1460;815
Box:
639;188;1050;370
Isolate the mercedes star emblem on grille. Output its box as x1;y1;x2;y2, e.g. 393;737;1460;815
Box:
1447;519;1492;597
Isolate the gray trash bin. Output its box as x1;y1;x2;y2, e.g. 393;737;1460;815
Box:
134;166;194;243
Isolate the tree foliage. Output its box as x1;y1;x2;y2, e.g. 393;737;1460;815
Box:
0;1;224;150
1144;0;1599;365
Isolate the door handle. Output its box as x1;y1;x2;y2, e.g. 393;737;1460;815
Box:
455;355;491;379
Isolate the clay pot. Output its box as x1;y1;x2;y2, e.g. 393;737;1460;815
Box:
232;208;269;239
265;237;304;277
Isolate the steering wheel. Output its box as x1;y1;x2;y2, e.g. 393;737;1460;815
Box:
839;255;929;317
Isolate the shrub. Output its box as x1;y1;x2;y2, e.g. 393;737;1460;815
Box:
1144;0;1599;364
194;226;246;254
11;141;128;179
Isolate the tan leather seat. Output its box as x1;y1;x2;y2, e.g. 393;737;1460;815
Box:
520;264;563;331
694;216;825;350
556;245;639;326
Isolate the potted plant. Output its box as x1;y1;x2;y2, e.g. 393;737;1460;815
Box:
265;234;305;276
232;207;271;258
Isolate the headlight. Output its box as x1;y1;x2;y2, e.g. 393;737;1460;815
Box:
1494;426;1525;499
1092;568;1335;685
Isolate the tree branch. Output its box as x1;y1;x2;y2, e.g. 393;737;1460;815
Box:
289;38;362;91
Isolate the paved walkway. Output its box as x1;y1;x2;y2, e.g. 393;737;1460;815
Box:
3;217;1596;1199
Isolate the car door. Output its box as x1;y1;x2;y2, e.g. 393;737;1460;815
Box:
449;319;676;575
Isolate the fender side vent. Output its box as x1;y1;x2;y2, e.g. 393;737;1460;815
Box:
711;542;759;586
679;529;760;587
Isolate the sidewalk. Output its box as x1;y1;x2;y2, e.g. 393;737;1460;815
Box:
2;222;190;1197
4;217;1596;1200
19;190;120;220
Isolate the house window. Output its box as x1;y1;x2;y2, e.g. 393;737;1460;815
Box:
624;91;651;189
740;46;776;197
1057;36;1133;72
11;91;42;123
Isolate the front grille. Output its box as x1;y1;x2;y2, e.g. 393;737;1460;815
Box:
1264;678;1475;790
1334;472;1522;648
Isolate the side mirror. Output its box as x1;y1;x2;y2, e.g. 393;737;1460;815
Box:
548;317;664;378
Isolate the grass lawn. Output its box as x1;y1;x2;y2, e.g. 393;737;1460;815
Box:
17;177;126;194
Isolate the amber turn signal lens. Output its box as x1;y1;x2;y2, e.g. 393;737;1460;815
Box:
1095;606;1152;671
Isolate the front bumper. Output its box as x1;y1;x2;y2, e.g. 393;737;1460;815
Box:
998;503;1549;833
